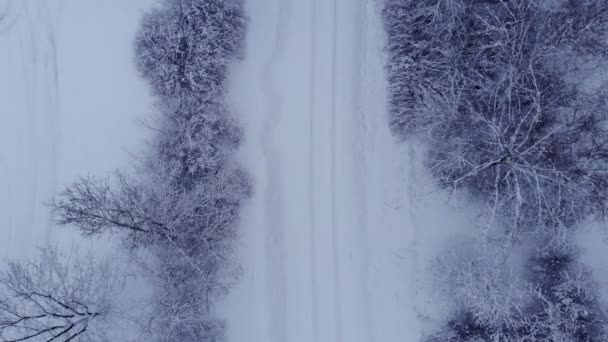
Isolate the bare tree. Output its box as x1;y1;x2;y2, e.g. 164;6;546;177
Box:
50;163;248;263
50;163;248;341
50;174;161;241
0;248;121;342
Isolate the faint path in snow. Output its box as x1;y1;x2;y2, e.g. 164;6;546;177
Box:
308;0;319;340
329;0;343;340
0;0;63;257
21;0;63;244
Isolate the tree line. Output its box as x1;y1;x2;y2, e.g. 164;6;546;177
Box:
384;0;608;341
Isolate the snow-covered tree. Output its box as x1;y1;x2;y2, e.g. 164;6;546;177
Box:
429;241;531;341
428;239;608;341
141;242;227;342
522;242;608;341
135;0;246;100
136;0;246;192
0;248;121;342
385;1;608;340
149;96;243;190
383;0;465;136
385;0;608;240
384;0;608;136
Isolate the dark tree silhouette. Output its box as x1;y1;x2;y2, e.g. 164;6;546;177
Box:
0;248;120;342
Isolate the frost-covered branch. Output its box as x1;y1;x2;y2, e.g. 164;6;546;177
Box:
0;248;120;342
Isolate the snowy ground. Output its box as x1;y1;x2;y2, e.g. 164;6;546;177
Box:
222;0;475;340
0;0;154;259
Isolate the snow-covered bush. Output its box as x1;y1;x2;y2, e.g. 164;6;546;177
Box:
429;240;608;341
148;243;227;342
150;96;243;190
522;242;608;341
429;243;530;341
136;0;246;100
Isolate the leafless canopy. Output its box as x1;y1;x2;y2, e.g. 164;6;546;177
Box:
0;248;119;342
385;0;608;240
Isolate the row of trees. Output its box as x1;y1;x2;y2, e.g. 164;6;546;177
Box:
384;0;608;340
0;0;248;341
132;1;248;337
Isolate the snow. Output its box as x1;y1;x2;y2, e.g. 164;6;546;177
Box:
221;0;475;340
0;0;154;257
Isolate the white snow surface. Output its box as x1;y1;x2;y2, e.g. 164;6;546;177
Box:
0;0;154;258
222;0;475;340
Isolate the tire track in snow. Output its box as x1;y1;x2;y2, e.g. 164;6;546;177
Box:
308;0;320;340
14;0;62;249
350;0;374;339
407;143;422;318
309;0;344;338
329;0;344;340
36;0;62;244
260;0;290;340
18;0;39;254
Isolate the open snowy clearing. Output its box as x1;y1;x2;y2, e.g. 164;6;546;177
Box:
222;0;475;340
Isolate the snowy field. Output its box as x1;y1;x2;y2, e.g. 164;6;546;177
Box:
221;0;474;340
0;0;154;258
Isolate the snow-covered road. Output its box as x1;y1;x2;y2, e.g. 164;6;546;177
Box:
222;0;454;340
